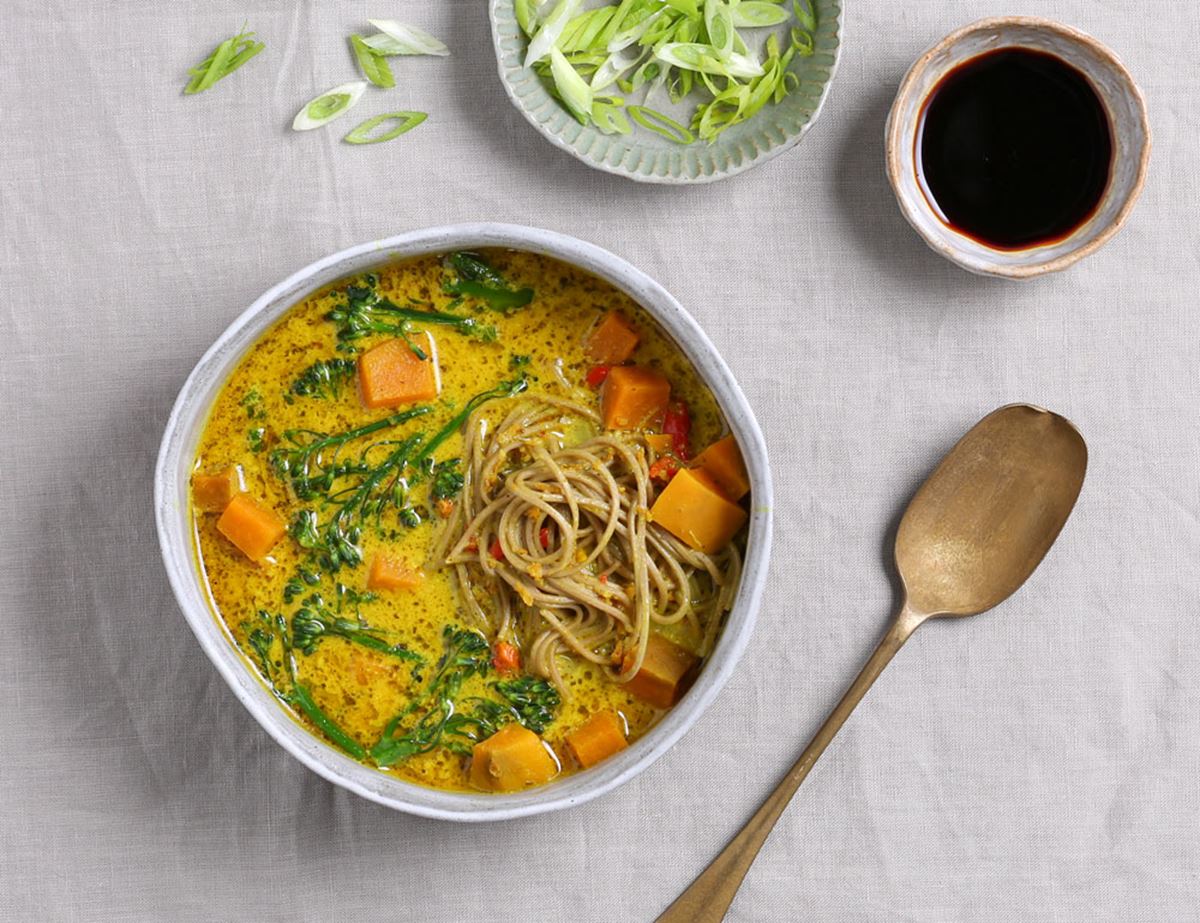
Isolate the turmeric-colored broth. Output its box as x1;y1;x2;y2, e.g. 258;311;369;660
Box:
193;249;729;792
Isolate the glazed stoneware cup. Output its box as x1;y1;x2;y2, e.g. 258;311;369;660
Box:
886;17;1150;278
154;223;773;821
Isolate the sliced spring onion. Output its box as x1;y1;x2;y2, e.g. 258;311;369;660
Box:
515;0;537;37
792;0;817;31
655;42;764;78
363;19;450;56
350;35;395;88
732;2;792;27
184;29;265;95
549;46;594;123
344;111;428;144
593;102;632;134
627;105;694;144
608;8;663;52
790;26;814;55
292;81;368;131
524;0;581;67
590;48;641;90
704;0;735;58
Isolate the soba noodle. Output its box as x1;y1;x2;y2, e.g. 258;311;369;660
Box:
429;397;742;693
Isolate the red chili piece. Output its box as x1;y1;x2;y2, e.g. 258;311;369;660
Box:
662;401;692;459
586;365;612;388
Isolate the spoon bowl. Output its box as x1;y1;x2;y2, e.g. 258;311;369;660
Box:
897;404;1088;618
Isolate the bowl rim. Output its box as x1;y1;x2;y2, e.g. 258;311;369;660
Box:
884;15;1152;279
153;222;774;821
486;0;844;185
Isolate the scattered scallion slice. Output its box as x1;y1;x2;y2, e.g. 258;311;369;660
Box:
292;81;368;131
363;19;450;57
515;0;538;38
704;0;735;59
549;47;594;124
344;111;427;144
792;0;818;31
184;29;265;95
627;105;694;144
350;35;395;88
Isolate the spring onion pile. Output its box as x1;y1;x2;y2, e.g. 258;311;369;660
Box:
521;0;818;144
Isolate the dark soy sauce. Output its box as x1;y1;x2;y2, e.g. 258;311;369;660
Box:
916;48;1112;250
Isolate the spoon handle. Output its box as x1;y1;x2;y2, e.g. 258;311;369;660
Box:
655;605;926;923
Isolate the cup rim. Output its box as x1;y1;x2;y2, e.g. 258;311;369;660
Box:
885;16;1152;279
153;222;774;821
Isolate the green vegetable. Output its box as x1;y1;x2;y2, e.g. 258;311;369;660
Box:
430;459;464;502
242;609;365;759
493;676;561;734
371;626;492;766
550;47;594;123
184;28;265;95
292;81;368;131
328;274;498;345
290;358;356;400
442;252;534;313
291;597;424;663
363;19;451;57
274;378;527;569
344;111;427;145
247;427;266;453
628;105;695;143
350;34;395;88
523;0;815;142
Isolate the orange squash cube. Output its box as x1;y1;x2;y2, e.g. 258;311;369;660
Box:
625;634;699;709
192;466;242;512
565;710;628;769
469;724;559;792
692;434;751;501
216;495;287;562
601;365;671;430
367;555;424;591
585;311;640;364
645;433;675;457
650;468;747;553
358;335;440;409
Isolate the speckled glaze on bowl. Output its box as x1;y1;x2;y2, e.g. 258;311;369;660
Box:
886;17;1150;278
489;0;842;184
154;224;773;822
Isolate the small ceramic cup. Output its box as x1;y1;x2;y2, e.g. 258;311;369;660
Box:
885;17;1150;279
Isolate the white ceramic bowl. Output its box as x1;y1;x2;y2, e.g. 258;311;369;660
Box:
154;223;773;821
885;17;1150;278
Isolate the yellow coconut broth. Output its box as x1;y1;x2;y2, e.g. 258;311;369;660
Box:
192;249;729;792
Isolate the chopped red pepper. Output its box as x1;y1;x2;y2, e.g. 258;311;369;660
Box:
662;401;692;459
489;538;505;561
598;573;609;584
586;364;612;388
465;536;479;554
492;642;521;674
648;455;680;484
539;527;550;550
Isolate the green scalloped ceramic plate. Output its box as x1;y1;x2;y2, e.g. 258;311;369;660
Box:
488;0;843;184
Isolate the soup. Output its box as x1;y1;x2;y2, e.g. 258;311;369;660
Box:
191;249;750;793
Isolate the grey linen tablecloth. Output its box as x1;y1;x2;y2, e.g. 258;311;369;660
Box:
2;1;1197;920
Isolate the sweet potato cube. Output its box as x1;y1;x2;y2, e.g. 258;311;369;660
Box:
192;466;242;512
566;710;628;769
469;724;559;792
367;555;424;591
601;365;671;430
216;495;286;562
358;335;440;409
625;634;699;709
692;435;750;501
650;468;747;553
585;311;640;364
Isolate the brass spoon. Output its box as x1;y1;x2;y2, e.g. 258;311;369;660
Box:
657;404;1087;923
